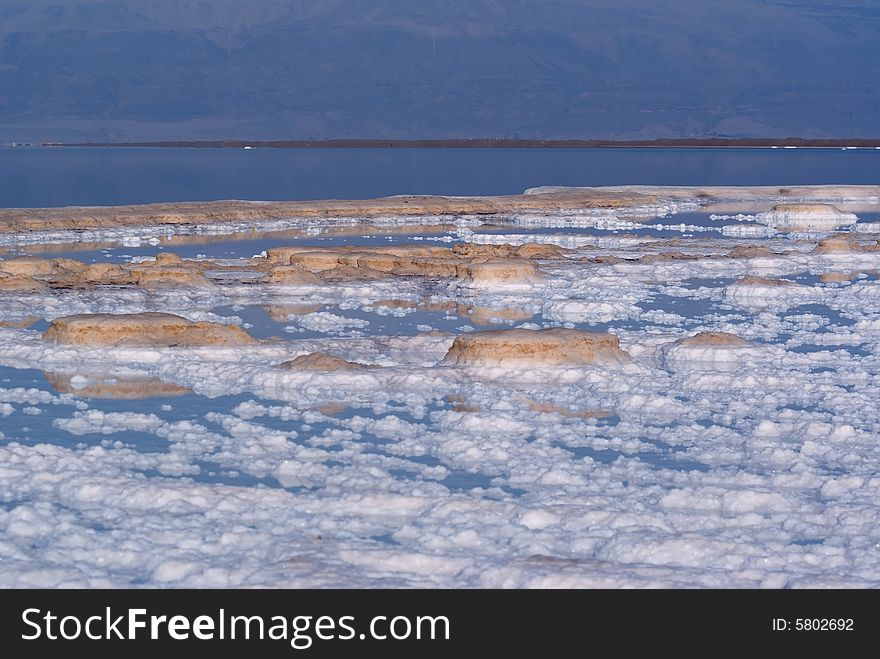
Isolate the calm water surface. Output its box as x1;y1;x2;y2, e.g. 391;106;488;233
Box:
1;147;878;208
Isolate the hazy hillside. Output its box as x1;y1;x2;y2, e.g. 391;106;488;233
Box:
1;0;877;141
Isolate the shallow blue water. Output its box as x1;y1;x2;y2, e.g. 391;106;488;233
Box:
2;146;879;208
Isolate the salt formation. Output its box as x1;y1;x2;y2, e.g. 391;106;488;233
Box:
265;244;544;283
724;276;813;309
443;328;630;367
278;353;376;371
664;331;757;370
43;312;257;347
756;204;858;231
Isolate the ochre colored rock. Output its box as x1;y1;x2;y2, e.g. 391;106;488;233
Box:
76;263;133;285
451;243;518;259
812;237;863;254
0;273;48;292
264;265;323;285
674;332;752;348
458;258;539;283
130;266;213;288
279;352;375;371
516;243;568;259
0;257;58;277
265;243;543;283
638;251;699;263
726;245;775;259
318;265;388;282
43;312;258;347
153;252;185;264
443;328;630;367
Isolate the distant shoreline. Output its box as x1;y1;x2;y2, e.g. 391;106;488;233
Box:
37;138;880;149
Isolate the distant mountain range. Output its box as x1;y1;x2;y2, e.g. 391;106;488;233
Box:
1;0;878;141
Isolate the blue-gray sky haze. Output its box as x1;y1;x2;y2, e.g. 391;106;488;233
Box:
0;0;877;141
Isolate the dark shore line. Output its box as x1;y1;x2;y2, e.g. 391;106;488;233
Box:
41;138;880;149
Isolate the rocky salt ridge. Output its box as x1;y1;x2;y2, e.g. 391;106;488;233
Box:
1;185;878;241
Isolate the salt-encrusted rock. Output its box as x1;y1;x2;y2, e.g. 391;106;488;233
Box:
43;312;257;347
264;244;541;283
264;265;323;285
758;204;858;231
361;254;461;278
130;266;213;288
119;253;215;288
726;245;776;259
0;257;59;276
0;256;88;286
279;352;375;371
458;258;539;284
513;243;569;259
673;332;753;348
450;243;564;260
812;237;864;254
153;252;185;264
51;258;89;274
318;265;388;282
0;272;48;292
638;251;699;264
664;331;757;371
3;186;879;235
75;263;132;285
443;328;630;367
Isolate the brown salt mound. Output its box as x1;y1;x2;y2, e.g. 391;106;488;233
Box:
726;245;776;259
264;265;323;285
279;352;374;371
812;237;863;254
514;243;569;259
317;264;389;282
76;263;132;285
443;328;630;367
0;257;58;276
0;273;48;292
459;259;539;283
43;312;257;347
674;332;752;348
131;267;213;288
